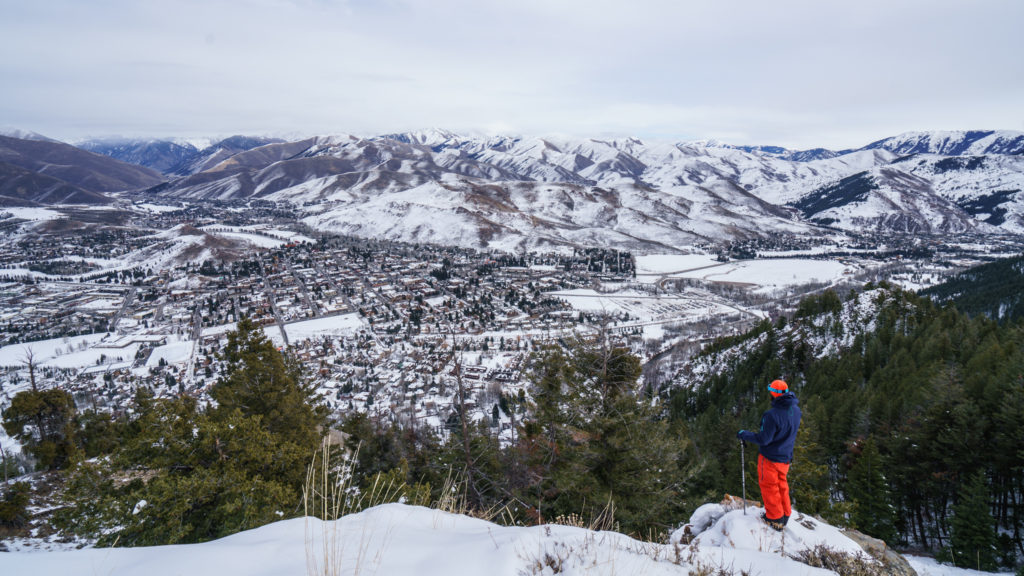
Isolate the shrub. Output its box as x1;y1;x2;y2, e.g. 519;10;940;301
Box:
0;482;31;528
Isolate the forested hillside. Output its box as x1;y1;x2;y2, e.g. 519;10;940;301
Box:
668;284;1024;570
921;253;1024;323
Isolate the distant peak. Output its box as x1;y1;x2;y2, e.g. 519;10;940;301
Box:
0;128;61;143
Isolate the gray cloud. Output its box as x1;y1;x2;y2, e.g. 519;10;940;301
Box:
1;0;1022;148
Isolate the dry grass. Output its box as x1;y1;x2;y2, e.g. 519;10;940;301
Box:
548;497;617;533
303;439;396;576
790;544;888;576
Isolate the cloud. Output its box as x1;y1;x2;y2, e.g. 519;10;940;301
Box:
1;0;1022;148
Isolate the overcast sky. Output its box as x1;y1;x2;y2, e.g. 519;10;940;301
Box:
2;0;1022;149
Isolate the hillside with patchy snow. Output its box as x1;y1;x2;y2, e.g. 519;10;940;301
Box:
676;287;890;389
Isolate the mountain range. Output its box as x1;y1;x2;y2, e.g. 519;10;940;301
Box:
4;129;1023;251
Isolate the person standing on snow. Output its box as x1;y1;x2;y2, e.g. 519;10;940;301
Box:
737;379;802;531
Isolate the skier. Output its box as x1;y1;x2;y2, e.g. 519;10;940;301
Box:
737;379;802;531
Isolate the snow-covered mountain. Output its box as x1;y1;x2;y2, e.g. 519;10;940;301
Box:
78;138;201;175
862;130;1024;157
788;154;1024;235
78;135;285;176
139;131;900;251
42;128;1024;249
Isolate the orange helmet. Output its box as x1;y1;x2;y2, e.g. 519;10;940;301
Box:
768;379;788;397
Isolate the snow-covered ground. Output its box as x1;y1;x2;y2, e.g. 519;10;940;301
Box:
666;258;857;292
145;339;193;368
0;333;112;369
635;254;862;293
635;253;720;276
133;203;181;213
262;314;365;346
0;502;1006;576
281;314;364;340
907;555;1013;576
0;207;65;221
550;288;748;323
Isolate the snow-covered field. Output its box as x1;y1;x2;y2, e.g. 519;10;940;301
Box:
635;253;720;275
635;254;860;292
550;288;746;323
0;207;65;221
283;314;363;340
134;203;181;213
667;258;856;291
145;340;193;367
263;314;365;346
0;333;112;369
0;502;1004;576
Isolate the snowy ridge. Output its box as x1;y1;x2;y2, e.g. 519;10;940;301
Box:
679;289;889;389
25;127;1020;249
863;130;1024;157
120;223;279;269
791;154;1024;234
150;130;1024;249
0;502;954;575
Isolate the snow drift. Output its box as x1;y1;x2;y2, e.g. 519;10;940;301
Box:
0;501;965;576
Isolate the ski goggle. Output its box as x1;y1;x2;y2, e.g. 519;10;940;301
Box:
768;385;787;394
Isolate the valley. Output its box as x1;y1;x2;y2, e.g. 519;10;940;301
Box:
2;197;1019;457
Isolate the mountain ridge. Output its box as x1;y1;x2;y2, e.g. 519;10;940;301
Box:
6;128;1024;248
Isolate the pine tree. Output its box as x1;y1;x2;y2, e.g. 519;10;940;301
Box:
948;471;998;571
212;316;325;449
519;338;684;534
2;388;79;470
788;402;849;525
59;319;328;546
845;437;898;543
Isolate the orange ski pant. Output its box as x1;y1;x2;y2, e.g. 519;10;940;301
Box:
758;454;792;520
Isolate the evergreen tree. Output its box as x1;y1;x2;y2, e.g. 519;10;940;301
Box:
59;319;328;546
846;437;898;544
212;316;325;449
948;471;998;571
518;339;684;534
2;388;78;470
788;402;849;525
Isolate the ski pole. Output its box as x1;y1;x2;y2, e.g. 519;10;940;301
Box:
741;436;749;512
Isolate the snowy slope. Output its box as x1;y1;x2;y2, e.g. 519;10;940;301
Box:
103;128;1024;250
680;288;888;388
862;130;1024;157
893;154;1024;234
789;155;1024;235
297;174;819;253
2;502;985;576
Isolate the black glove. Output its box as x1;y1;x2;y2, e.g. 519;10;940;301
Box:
736;430;746;440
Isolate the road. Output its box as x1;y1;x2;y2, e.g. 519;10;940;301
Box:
257;257;290;347
108;286;137;333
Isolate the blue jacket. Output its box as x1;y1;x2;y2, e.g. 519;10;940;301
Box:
739;393;801;463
